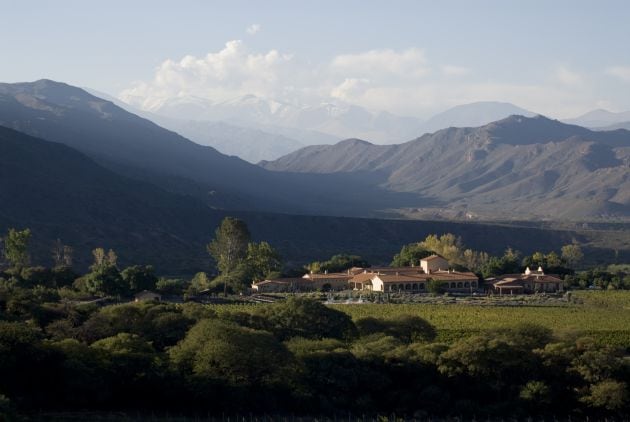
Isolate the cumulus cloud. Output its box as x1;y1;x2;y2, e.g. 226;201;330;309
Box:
330;78;371;102
246;24;261;35
606;66;630;82
120;40;297;110
119;39;623;119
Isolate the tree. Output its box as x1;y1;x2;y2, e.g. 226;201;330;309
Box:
246;241;282;282
169;319;292;387
561;244;584;269
3;228;31;269
207;217;251;296
306;254;368;274
480;249;522;278
51;239;74;268
420;234;464;264
121;265;158;293
355;315;436;343
391;243;431;267
580;380;628;411
251;297;358;341
426;278;444;294
74;248;125;296
546;251;562;268
530;251;546;267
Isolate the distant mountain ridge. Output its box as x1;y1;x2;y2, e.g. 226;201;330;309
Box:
86;88;323;162
128;93;425;144
564;109;630;128
419;101;536;134
261;115;630;220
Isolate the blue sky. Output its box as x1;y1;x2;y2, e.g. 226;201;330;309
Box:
2;0;630;117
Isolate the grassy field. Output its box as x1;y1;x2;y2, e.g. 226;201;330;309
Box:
212;291;630;348
331;291;630;346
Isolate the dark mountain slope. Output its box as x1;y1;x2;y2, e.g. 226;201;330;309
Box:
0;126;221;272
261;116;630;220
1;127;625;274
0;80;424;217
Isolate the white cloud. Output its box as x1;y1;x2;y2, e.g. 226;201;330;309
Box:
330;78;371;102
119;39;623;119
246;24;261;35
441;65;470;77
606;66;630;82
330;47;429;80
120;40;297;110
555;65;582;85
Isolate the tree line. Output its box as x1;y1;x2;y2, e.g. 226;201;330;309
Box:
0;296;628;419
2;221;629;299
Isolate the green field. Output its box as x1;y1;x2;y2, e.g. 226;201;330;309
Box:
212;291;630;348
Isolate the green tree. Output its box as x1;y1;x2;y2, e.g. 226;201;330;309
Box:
391;243;431;267
169;319;292;387
188;271;211;294
207;217;251;296
121;265;158;293
3;228;31;269
246;241;282;282
355;315;436;343
546;251;562;268
251;297;357;341
561;244;584;269
580;380;628;411
529;251;546;267
426;278;444;294
420;233;464;264
74;248;125;296
306;254;368;274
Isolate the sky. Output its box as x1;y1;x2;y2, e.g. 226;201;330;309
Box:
2;0;630;118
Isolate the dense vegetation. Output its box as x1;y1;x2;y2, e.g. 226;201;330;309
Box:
1;223;630;418
1;293;629;419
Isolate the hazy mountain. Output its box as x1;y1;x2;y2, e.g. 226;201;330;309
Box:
595;121;630;131
564;109;630;128
262;115;630;220
159;120;307;163
0;79;425;217
419;101;536;134
85;88;311;162
139;93;424;144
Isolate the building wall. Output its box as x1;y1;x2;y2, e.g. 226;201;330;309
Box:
421;257;449;273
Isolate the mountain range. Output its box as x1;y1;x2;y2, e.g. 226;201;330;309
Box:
128;93;425;144
1;80;629;271
5;122;585;272
0;80;423;217
261;115;630;220
120;91;557;161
